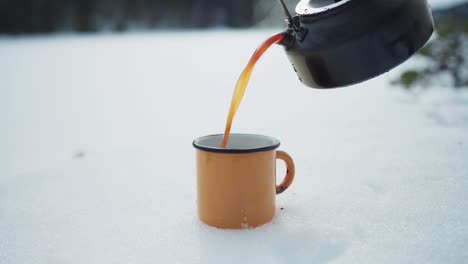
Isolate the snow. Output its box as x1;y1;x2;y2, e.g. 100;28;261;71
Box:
1;30;468;263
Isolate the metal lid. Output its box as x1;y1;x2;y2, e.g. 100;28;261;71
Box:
295;0;353;15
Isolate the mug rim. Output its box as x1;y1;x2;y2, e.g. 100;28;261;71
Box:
193;133;280;154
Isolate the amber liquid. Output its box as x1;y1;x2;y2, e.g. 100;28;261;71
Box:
221;33;285;148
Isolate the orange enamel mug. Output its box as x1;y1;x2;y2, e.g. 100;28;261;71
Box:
193;134;295;229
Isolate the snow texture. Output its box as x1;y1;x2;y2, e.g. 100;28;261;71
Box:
1;30;468;264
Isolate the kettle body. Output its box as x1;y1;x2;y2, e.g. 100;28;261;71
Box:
281;0;434;89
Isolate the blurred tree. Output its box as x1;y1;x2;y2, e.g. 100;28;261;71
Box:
40;0;62;32
75;0;96;32
190;0;254;28
393;6;468;89
0;0;63;33
229;1;254;28
0;0;266;34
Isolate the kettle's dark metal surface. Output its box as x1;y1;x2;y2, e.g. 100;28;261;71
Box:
279;0;434;89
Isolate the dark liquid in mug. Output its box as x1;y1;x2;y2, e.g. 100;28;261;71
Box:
221;33;284;148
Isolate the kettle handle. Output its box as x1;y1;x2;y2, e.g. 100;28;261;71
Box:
278;0;295;27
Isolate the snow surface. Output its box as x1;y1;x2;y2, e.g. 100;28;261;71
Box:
1;30;468;263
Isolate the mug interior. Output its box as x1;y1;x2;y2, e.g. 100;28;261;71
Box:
193;134;280;154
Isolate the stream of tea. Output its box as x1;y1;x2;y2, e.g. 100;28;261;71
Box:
221;33;285;148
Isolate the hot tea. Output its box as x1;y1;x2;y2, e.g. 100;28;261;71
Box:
221;33;284;148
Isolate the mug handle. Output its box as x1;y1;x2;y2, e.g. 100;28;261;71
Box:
276;150;295;194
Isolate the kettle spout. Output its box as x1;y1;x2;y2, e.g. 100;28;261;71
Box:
278;30;295;48
278;24;308;49
277;0;308;45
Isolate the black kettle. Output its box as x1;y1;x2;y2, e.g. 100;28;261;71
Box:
278;0;434;89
